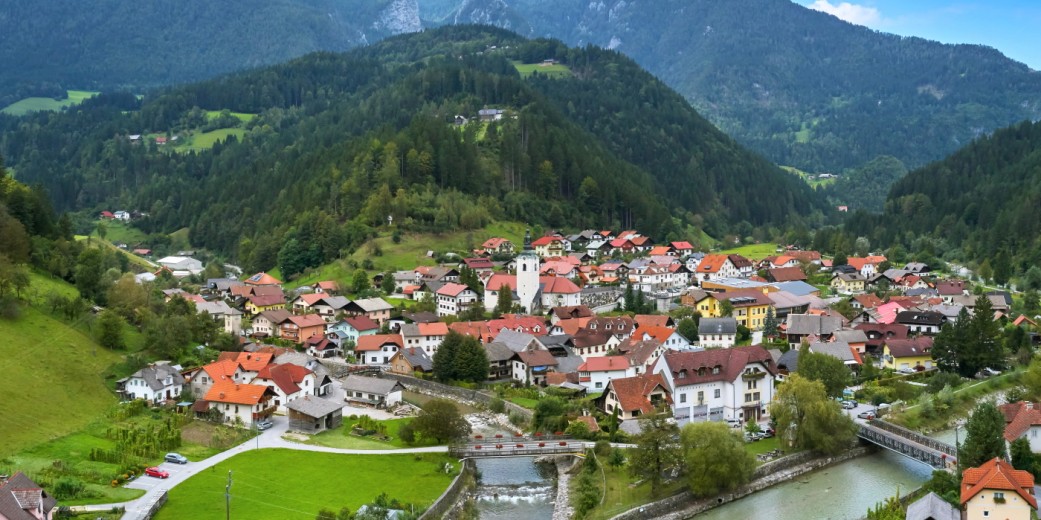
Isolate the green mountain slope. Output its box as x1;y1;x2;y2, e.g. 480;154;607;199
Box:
431;0;1041;174
847;120;1041;275
0;0;421;106
0;27;826;276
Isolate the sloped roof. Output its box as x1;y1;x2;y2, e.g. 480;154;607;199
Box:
660;346;775;386
129;362;185;391
249;294;286;307
436;282;473;297
316;295;350;310
341;375;404;395
634;314;670;329
343;315;380;332
578;356;631;372
204;380;272;405
257;309;293;325
356;334;403;352
699;317;738;335
201;359;241;381
484;342;516;363
906;492;959;520
852;294;884;309
288;314;326;328
884;337;934;358
293;293;326;306
638;326;678;343
786;314;843;336
606;374;672;415
514;349;558;368
961;457;1036;508
833;329;868;344
895;311;946;326
285;395;342;418
696;254;730;273
231;351;274;372
1000;401;1041;442
350;298;393;312
495;329;537;352
552;305;595;320
809;341;855;363
767;267;807;282
245;272;282;286
0;472;57;520
397;347;434;371
256;363;312;395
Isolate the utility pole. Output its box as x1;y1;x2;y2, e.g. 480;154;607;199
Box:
225;470;233;520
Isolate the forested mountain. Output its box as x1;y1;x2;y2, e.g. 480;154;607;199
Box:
424;0;1041;173
0;0;422;106
0;27;825;276
844;120;1041;280
822;156;908;213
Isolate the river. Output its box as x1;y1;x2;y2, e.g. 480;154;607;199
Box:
474;457;556;519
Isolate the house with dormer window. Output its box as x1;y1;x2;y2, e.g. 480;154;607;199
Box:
652;346;776;426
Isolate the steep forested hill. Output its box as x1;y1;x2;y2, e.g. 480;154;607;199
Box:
0;0;422;105
426;0;1041;173
0;27;825;276
845;120;1041;277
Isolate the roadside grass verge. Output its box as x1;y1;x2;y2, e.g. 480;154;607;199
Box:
299;417;438;450
153;449;457;520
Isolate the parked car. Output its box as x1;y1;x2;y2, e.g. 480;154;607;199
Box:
857;410;876;420
725;419;742;428
145;467;169;479
761;427;775;438
164;453;188;464
744;432;761;442
842;400;857;409
256;419;274;431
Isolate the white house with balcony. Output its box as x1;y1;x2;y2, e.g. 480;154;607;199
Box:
652;346;776;426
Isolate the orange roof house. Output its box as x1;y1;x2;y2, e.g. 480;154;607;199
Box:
961;457;1036;518
356;334;404;352
245;272;282;286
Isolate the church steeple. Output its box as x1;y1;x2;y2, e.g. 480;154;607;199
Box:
523;229;533;252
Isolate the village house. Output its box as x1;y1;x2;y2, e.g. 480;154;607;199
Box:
855;322;909;355
598;373;672;421
484;342;516;380
253;363;316;412
244;293;287;316
303;335;341;359
0;472;57;520
244;272;283;287
653;346;776;426
279;314;326;343
481;237;514;256
290;293;326;314
578;356;636;392
311;280;340;294
512;349;559;385
785;313;845;348
999;401;1041;452
483;273;581;313
694;254;741;284
846;255;888;278
895;310;946;335
196;300;244;335
201;380;277;427
633;325;691;350
399;322;449;355
961;458;1036;520
223;351;275;381
698;317;738;348
157;256;204;276
699;290;774;330
617;338;667;375
532;235;568;258
344;298;393;325
326;315;379;347
766;267;807;283
118;361;185;403
435;282;480;316
312;295;351;322
389;347;434;375
355;334;403;365
341;375;404;408
830;272;867;294
882;337;934;371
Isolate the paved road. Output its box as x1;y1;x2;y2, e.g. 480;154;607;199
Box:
71;416;447;519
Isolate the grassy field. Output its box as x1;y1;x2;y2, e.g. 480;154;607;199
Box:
0;306;121;457
154;450;457;520
781;166;836;189
278;221;526;288
301;417;439;450
76;235;156;270
583;460;685;520
403;391;482;415
1;90;98;116
513;61;572;78
507;397;539;409
176;128;247;152
204;110;256;123
96;220;149;246
718;242;779;260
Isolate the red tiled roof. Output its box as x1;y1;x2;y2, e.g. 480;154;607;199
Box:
609;238;633;248
201;359;240;380
884;337;933;358
846;256;887;270
464;258;495;269
853;294;884;309
245;272;282;286
288;314;326;328
204;380;272;405
607;373;672;415
482;237;510;249
232;351;274;372
294;293;326;306
578;356;631;372
634;315;669;329
660;346;775;386
356;334;403;352
648;246;672;256
449;321;493;342
515;349;558;367
256;363;312;395
316;280;339;291
489;315;548;335
696;254;730;273
417;322;449;336
574;415;600;432
436;282;473;297
531;236;559;247
767;267;807;282
671;241;694;250
961;457;1036;507
1000;401;1041;443
638;325;677;343
249;294;286;307
344;315;380;332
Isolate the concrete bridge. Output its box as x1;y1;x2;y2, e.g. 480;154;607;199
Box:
858;419;956;469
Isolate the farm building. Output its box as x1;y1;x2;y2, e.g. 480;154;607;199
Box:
286;395;343;434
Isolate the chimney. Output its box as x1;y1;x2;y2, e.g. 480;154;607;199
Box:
219;392;225;399
235;384;240;390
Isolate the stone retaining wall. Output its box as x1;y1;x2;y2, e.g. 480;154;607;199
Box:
380;373;534;421
608;446;874;520
419;459;475;520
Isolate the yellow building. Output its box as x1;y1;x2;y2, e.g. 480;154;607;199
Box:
830;272;866;294
694;290;773;331
245;295;286;316
881;337;934;371
961;457;1036;520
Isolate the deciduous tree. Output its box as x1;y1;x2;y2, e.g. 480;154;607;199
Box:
681;421;755;496
411;399;471;443
797;344;851;398
628;411;681;496
769;374;856;455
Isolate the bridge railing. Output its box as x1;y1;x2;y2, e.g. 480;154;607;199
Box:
449;440;582;458
867;419;955;456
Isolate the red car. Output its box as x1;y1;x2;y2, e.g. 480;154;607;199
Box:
145;467;169;479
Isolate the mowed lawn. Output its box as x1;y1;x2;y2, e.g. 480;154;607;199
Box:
0;306;120;457
1;90;98;116
513;61;572;78
154;450;457;520
719;242;779;261
177;128;247;152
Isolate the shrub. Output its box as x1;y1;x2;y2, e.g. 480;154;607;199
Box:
594;440;612;457
488;398;506;414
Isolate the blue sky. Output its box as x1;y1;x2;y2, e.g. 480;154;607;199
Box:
794;1;1041;70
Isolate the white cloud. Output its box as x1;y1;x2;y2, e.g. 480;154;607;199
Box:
807;0;882;27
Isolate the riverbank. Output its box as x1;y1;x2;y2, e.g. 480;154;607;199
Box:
607;446;874;520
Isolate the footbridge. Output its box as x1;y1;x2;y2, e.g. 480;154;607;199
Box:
449;435;584;458
858;419;956;469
